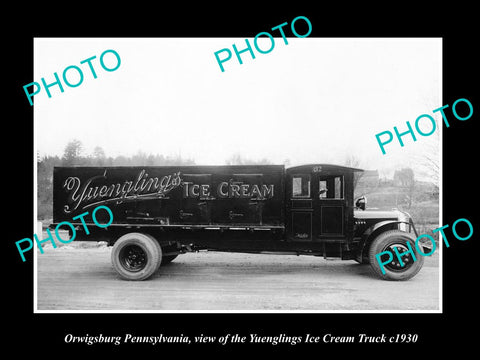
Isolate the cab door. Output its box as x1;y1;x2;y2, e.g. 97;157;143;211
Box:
287;173;313;241
313;169;347;238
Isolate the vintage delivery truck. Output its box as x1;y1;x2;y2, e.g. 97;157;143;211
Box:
52;164;425;281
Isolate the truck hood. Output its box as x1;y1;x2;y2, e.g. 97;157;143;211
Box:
354;209;401;220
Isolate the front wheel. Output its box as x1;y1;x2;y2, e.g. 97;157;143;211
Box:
111;232;162;280
368;230;424;281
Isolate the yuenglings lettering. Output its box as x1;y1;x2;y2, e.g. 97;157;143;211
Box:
63;170;182;213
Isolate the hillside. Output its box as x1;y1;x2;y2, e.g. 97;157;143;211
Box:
355;174;439;237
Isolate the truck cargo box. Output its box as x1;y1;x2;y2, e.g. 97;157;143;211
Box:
53;165;285;228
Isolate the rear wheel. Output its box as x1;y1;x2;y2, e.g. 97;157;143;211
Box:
368;230;424;281
111;232;162;280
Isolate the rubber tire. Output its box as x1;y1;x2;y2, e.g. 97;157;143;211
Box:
368;230;424;281
161;254;178;265
111;232;162;281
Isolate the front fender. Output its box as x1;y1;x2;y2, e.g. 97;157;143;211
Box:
358;220;418;260
364;220;417;239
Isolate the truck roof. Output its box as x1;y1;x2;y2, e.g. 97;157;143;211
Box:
286;164;364;173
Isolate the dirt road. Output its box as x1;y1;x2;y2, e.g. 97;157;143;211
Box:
35;241;440;312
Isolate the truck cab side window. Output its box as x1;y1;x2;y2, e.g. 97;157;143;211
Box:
318;176;344;199
292;175;310;198
335;176;343;199
319;180;327;198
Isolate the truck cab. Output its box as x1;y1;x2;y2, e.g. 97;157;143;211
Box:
286;164;356;242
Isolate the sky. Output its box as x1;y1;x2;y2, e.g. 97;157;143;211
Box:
34;37;442;179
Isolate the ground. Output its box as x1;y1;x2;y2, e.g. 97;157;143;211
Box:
35;240;440;312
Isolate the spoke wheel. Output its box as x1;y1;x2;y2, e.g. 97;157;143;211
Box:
381;243;415;272
368;230;424;281
119;245;148;272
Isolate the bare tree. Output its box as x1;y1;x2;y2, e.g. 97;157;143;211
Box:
415;94;441;188
417;128;440;187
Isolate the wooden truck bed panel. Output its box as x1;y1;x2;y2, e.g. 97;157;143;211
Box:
53;165;285;227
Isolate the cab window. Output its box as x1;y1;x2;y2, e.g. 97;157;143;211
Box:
292;175;310;198
319;175;344;199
